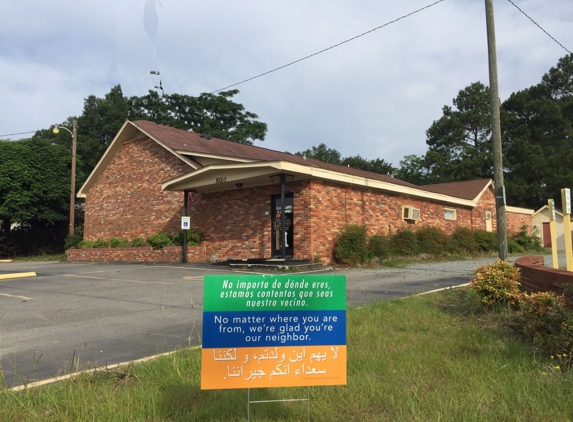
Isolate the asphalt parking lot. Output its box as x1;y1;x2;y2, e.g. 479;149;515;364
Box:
0;260;475;389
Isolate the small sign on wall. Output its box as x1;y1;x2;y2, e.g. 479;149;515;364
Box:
181;216;191;230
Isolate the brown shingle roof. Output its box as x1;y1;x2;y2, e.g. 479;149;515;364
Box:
418;179;492;201
303;158;417;188
133;120;309;164
132;120;415;188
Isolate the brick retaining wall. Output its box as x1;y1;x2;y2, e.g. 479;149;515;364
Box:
514;255;573;293
66;245;207;263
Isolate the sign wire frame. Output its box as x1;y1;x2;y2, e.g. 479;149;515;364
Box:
247;387;310;422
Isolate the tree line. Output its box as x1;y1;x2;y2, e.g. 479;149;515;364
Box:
395;54;573;210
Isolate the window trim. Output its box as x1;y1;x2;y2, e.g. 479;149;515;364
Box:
444;208;457;220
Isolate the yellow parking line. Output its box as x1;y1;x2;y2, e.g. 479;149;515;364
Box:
0;272;37;280
0;292;32;300
62;274;174;285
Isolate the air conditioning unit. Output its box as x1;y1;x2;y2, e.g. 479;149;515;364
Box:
403;206;421;221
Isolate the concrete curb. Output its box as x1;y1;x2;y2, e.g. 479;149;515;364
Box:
0;272;37;280
412;282;471;297
8;347;201;392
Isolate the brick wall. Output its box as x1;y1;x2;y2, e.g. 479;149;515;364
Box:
84;137;192;241
66;245;207;263
300;181;498;261
514;255;573;293
507;211;533;234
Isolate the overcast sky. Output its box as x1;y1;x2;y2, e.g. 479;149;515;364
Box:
1;0;571;167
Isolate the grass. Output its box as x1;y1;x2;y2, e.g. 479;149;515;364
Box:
9;253;66;262
2;289;573;421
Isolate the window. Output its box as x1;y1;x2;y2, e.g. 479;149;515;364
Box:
444;208;456;220
403;205;420;221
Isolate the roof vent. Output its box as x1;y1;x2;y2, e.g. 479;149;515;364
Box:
183;144;187;150
200;133;212;141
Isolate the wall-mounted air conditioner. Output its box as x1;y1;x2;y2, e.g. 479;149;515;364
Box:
403;206;421;221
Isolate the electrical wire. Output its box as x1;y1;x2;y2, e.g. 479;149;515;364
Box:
0;130;39;138
506;0;571;54
211;0;445;93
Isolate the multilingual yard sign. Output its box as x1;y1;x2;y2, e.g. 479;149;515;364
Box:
201;274;346;390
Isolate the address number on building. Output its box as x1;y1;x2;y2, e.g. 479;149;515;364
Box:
215;177;227;183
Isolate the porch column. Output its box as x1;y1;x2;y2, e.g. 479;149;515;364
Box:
281;173;286;259
182;190;189;263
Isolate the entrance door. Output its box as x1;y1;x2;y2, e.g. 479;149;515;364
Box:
271;193;294;258
542;222;552;248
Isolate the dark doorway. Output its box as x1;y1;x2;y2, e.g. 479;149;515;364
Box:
271;193;293;258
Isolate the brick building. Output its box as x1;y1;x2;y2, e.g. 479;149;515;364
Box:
76;120;533;263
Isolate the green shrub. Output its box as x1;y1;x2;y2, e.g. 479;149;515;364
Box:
516;291;573;360
131;237;145;247
110;237;130;248
512;224;544;252
172;230;202;246
416;227;448;255
367;234;390;260
390;229;418;256
508;237;524;254
469;260;523;309
93;238;110;248
447;227;478;254
64;226;84;250
473;230;497;252
78;240;96;249
333;225;368;265
146;232;173;250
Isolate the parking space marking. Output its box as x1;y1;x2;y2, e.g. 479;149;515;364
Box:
183;276;204;280
62;274;174;285
0;292;32;300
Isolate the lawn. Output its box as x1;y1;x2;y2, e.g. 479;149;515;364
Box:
2;288;572;421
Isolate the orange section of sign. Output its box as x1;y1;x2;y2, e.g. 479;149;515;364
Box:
201;345;347;390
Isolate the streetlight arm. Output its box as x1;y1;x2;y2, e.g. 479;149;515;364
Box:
53;125;73;136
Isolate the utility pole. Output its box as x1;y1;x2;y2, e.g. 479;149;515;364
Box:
70;119;77;236
485;0;508;260
54;120;77;236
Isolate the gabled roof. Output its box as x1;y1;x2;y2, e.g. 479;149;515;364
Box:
533;205;564;218
418;179;493;202
133;120;305;163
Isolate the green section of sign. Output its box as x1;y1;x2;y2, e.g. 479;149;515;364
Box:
204;274;346;312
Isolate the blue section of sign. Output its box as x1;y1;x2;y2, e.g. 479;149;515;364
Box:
202;310;346;348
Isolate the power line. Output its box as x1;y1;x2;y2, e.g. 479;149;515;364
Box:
211;0;445;93
505;0;571;54
0;130;39;138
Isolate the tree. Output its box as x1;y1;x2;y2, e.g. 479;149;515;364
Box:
395;154;433;185
341;155;394;175
296;143;342;164
423;82;494;182
77;85;130;173
502;55;573;208
0;138;70;230
128;89;267;146
295;145;394;175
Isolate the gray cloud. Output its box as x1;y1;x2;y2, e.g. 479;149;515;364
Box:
1;0;571;167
